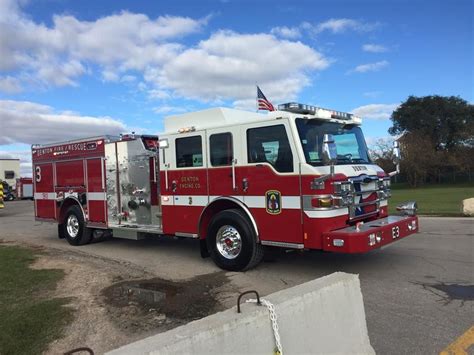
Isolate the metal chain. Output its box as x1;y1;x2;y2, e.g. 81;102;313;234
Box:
246;298;283;355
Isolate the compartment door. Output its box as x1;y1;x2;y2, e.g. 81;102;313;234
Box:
86;158;107;225
34;163;56;220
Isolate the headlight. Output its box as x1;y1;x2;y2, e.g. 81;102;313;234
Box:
310;194;352;208
334;181;353;194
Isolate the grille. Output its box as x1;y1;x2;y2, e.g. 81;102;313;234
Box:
349;176;381;220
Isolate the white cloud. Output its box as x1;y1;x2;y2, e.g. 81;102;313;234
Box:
0;99;126;145
362;43;388;53
351;60;389;73
120;75;137;83
152;105;187;114
101;69;120;82
152;30;329;102
148;89;171;100
0;2;208;89
0;76;22;93
232;98;260;111
36;59;87;87
351;103;398;120
0;2;330;104
312;18;379;34
363;91;382;98
270;26;301;39
271;19;379;40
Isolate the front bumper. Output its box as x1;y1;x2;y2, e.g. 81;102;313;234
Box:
323;215;418;253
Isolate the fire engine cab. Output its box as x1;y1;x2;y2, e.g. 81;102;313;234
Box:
32;103;418;271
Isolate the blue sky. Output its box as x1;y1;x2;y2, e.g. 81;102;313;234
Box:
0;0;472;174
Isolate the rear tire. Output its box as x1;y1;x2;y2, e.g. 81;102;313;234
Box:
207;209;263;271
61;205;92;246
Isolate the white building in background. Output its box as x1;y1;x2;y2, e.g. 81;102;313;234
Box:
0;159;20;187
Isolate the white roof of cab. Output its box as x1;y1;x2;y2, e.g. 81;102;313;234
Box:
164;106;362;134
164;107;269;133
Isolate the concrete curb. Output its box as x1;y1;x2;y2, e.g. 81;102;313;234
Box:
107;272;375;355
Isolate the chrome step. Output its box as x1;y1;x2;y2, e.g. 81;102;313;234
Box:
111;224;163;240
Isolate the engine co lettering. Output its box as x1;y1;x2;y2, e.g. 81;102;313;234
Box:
179;176;201;189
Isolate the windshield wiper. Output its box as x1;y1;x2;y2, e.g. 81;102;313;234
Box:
350;158;368;163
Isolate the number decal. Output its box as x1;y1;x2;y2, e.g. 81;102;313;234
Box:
392;226;400;239
35;166;41;183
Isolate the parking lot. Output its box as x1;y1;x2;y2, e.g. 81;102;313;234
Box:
0;200;472;354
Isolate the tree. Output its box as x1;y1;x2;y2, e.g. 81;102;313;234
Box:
389;95;474;186
398;132;440;186
369;138;396;173
389;95;474;151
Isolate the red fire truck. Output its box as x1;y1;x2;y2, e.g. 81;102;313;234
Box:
32;103;418;271
16;177;33;199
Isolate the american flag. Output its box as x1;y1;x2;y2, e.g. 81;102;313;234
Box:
257;86;275;111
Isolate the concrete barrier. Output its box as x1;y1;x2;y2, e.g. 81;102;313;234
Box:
462;198;474;216
107;272;374;355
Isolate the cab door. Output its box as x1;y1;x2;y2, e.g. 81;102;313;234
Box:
239;121;303;246
207;126;241;199
162;131;208;235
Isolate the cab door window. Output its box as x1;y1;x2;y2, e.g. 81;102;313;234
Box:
247;125;293;173
175;136;203;168
210;133;233;166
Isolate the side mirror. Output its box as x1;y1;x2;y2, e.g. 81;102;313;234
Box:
311;134;338;188
322;134;337;166
389;141;401;177
159;139;169;149
392;141;401;164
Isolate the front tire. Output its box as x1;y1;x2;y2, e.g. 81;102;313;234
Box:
207;209;263;271
61;205;92;246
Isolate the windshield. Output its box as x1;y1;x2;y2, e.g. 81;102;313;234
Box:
295;118;371;166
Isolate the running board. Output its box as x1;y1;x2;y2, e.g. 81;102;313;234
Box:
175;232;199;239
111;224;163;240
260;241;305;249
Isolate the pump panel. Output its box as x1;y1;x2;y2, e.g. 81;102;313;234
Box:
105;140;159;228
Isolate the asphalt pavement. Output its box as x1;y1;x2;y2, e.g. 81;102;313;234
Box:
0;200;472;354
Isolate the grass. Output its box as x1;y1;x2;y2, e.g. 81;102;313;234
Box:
0;245;73;355
388;183;474;216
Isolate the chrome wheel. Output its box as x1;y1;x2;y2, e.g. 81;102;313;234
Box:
66;214;80;238
216;225;242;259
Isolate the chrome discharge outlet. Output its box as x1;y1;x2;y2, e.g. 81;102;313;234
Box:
396;201;418;216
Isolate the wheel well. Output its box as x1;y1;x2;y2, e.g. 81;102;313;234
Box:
198;197;258;241
58;198;85;224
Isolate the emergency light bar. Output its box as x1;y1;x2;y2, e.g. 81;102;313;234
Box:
278;102;354;120
278;102;317;114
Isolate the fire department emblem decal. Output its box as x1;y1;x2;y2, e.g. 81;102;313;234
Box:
265;190;282;215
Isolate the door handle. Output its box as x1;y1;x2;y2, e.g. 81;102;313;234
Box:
231;158;237;191
242;178;248;192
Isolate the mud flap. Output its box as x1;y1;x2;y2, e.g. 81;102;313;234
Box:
200;239;209;258
58;224;65;239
